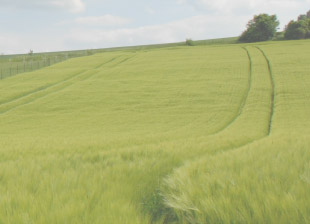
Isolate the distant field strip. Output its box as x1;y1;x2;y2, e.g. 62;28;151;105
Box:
0;69;87;106
94;55;132;69
0;70;85;105
0;70;99;115
0;55;134;115
0;69;95;114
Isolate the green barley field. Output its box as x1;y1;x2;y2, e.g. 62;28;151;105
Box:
0;39;309;223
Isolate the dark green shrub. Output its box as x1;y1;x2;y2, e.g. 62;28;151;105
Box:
185;39;195;46
273;32;284;40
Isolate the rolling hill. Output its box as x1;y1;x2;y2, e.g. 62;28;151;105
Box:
0;39;309;223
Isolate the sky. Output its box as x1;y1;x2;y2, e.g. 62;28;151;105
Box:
0;0;309;54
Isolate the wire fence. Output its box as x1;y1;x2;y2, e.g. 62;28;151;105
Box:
0;50;96;80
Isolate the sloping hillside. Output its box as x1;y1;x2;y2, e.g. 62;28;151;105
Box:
0;40;309;223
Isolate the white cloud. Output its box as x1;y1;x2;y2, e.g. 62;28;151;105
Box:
178;0;308;13
145;6;155;15
2;0;309;54
197;0;303;13
0;35;21;55
0;0;85;13
65;14;247;49
49;0;85;13
177;0;310;29
75;15;131;26
176;0;186;4
0;33;66;54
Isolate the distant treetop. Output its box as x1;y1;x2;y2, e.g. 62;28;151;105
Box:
239;14;279;43
284;10;310;40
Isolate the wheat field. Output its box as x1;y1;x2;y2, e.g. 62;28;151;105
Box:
0;40;309;223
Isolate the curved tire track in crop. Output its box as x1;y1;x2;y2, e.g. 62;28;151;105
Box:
74;48;254;159
97;47;255;161
161;46;254;141
139;46;256;222
145;46;276;223
213;47;253;132
255;46;275;135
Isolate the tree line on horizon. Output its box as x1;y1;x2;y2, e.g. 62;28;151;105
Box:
239;10;310;43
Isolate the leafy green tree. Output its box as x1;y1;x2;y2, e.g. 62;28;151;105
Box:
298;15;307;21
284;10;310;40
284;20;309;39
297;11;310;21
239;14;279;43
